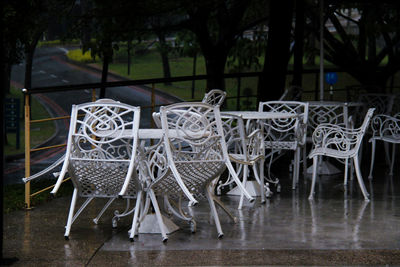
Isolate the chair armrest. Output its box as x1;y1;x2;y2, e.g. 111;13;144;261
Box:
311;123;361;152
370;114;400;139
22;154;65;183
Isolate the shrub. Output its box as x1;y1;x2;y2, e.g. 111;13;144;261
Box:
67;49;98;63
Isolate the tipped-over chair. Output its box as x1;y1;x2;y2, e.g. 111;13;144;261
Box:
308;108;375;200
140;102;254;240
219;113;265;209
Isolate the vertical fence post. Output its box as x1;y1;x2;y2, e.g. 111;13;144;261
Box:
92;88;97;102
23;89;31;209
151;83;155;129
236;77;241;111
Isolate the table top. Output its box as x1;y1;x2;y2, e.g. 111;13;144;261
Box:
307;101;364;107
221;111;297;120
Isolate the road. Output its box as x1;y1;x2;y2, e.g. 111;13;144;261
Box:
6;46;178;184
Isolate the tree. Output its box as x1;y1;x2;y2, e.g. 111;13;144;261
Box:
4;0;75;91
181;0;269;90
307;1;400;92
175;30;202;98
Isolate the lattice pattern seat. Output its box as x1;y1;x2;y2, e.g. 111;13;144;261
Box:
308;108;375;200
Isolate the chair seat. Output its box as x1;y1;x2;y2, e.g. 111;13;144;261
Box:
229;153;263;165
308;147;356;159
371;136;400;144
264;141;297;150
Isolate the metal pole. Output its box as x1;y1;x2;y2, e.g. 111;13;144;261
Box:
23;90;31;209
151;83;155;129
319;0;324;101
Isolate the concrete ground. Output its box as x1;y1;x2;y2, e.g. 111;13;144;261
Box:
3;157;400;266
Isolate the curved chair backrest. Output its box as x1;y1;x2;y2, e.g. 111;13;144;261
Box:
307;102;349;139
370;113;400;141
202;89;227;107
358;93;395;115
150;102;227;202
258;101;309;145
279;85;303;101
66;101;141;197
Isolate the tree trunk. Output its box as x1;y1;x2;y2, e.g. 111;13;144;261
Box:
203;48;228;90
3;62;11;94
258;0;295;102
292;0;305;89
191;53;197;98
100;53;110;99
157;31;172;85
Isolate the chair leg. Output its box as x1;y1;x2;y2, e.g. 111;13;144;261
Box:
302;146;307;178
368;140;376;179
292;148;300;190
129;191;142;241
205;187;224;238
213;196;237;223
64;188;78;239
225;160;254;202
389;143;396;176
93;198;116;224
344;159;349;186
259;157;266;203
148;189;168;242
353;155;370;200
308;156;319;200
238;165;249;210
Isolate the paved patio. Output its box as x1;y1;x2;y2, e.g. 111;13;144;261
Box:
3;157;400;266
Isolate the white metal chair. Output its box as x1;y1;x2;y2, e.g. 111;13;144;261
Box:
218;113;265;209
279;85;303;101
308;108;375;200
258;101;309;190
368;113;400;178
141;102;254;239
202;89;227;107
152;89;227;129
357;93;395;115
305;102;354;176
49;101;142;239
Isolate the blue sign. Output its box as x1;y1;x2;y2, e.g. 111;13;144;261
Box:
325;72;338;85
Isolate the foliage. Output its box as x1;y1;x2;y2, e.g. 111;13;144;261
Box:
4;179;74;213
5;86;56;156
67;49;98;63
305;1;400;91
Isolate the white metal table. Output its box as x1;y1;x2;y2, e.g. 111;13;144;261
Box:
221;111;298;203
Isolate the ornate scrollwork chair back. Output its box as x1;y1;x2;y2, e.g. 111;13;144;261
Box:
308;108;375;200
202;89;227;107
50;101;141;239
258;101;309;190
368;113;400;178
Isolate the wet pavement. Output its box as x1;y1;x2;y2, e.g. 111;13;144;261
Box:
3;157;400;266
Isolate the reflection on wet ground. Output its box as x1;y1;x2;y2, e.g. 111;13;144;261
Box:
3;158;400;266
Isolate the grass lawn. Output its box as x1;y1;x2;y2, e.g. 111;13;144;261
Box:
69;47;400;111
